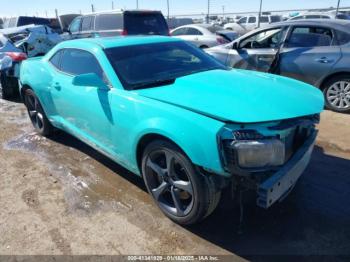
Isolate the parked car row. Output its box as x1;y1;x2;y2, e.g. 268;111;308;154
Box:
206;19;350;113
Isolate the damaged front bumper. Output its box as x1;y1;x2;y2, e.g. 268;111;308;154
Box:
218;115;319;208
257;130;317;208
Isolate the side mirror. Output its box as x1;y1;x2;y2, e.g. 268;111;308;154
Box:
72;73;109;90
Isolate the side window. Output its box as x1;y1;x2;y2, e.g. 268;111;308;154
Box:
49;50;63;69
81;16;94;32
287;27;333;48
69;17;81;33
171;27;188;36
60;49;103;78
238;17;247;24
95;13;123;31
239;28;284;49
336;30;350;45
186;28;202;35
248;17;256;23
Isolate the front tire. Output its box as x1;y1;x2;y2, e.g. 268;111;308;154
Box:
141;140;221;225
323;75;350;113
23;89;54;136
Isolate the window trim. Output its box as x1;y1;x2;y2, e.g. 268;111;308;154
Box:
48;47;112;88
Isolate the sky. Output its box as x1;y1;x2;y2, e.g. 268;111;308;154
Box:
0;0;349;18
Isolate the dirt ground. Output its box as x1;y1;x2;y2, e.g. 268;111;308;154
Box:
0;93;349;260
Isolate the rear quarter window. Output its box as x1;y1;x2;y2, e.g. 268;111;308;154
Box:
95;13;123;31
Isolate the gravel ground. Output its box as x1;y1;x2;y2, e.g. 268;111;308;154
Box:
0;93;349;260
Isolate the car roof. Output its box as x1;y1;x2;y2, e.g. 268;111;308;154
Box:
81;9;161;16
58;36;181;49
260;19;350;31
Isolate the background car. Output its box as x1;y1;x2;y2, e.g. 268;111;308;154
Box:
64;9;169;39
170;24;236;48
19;36;323;225
223;15;282;36
206;19;350;113
289;12;350;20
0;25;62;99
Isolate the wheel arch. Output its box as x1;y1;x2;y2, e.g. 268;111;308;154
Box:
135;133;188;174
20;83;32;100
319;71;350;90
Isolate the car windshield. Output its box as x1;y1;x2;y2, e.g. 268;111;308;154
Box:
104;41;226;90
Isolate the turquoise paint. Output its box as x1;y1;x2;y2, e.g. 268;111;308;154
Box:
20;37;324;178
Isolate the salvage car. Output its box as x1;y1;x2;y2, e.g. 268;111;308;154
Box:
0;25;62;98
206;19;350;113
170;24;237;48
19;36;324;225
63;10;169;40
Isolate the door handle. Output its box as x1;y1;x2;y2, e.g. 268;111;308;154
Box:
315;57;333;64
53;82;61;90
258;57;273;62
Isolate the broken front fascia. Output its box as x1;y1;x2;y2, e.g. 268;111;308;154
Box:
217;114;319;175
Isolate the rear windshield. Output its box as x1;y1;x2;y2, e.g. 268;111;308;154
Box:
17;17;50;27
104;41;225;90
124;12;169;35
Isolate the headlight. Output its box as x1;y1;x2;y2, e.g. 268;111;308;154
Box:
232;139;285;169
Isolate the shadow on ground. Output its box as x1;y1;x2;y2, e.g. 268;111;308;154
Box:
49;131;350;259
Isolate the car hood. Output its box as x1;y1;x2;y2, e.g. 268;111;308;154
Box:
136;69;324;123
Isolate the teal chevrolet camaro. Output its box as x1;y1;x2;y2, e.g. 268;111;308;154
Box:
19;36;324;225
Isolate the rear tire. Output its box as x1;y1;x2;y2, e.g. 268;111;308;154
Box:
322;75;350;113
0;73;19;100
141;140;221;225
23;89;54;136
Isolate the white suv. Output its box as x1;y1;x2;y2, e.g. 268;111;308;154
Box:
224;15;282;36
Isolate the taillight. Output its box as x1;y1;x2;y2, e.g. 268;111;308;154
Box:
216;36;227;45
121;29;128;36
5;52;27;62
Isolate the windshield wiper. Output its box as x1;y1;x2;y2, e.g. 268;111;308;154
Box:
130;78;176;90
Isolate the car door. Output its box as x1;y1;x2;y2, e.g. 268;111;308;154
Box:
279;26;341;85
226;27;286;72
49;48;113;148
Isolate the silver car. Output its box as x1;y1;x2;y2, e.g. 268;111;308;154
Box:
170;24;236;48
206;20;350;113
